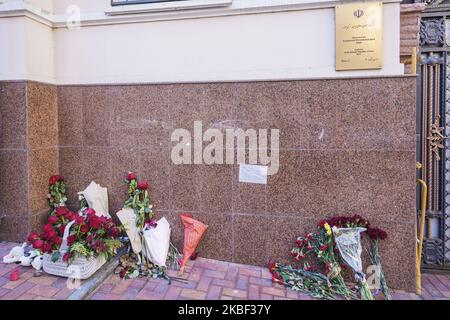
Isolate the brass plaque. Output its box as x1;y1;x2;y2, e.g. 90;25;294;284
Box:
335;2;383;71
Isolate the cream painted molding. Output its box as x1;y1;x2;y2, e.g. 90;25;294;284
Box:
0;0;402;28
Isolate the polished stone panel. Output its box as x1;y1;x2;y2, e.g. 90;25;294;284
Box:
232;164;267;215
197;163;233;214
138;147;171;211
28;148;59;213
267;150;338;217
0;150;29;216
335;77;416;151
27;81;58;149
0;82;27;149
233;214;267;266
57;86;84;146
335;150;416;221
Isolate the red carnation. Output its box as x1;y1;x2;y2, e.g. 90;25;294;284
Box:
320;244;329;251
127;172;137;181
137;180;148;190
54;237;62;246
27;232;39;243
268;261;276;272
81;225;89;233
58;225;66;235
32;240;44;249
318;220;326;228
48;216;58;224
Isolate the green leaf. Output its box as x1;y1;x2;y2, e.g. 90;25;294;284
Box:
51;251;61;262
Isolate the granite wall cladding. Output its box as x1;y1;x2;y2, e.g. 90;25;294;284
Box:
0;77;417;291
0;81;59;241
56;76;417;291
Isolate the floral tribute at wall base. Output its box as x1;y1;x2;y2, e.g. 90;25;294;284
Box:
269;215;390;300
116;172;183;282
26;176;124;278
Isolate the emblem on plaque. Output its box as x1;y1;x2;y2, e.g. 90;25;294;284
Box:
353;9;364;18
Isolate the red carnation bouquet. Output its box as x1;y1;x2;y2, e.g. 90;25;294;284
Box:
365;227;390;299
269;215;389;300
28;175;123;265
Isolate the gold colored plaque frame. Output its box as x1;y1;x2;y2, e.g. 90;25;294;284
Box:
335;2;383;71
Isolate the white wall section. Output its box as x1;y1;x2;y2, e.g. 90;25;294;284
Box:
0;0;404;85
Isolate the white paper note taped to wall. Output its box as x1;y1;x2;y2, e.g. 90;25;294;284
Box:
239;164;268;185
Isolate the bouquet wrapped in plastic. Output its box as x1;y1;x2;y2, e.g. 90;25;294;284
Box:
332;226;374;300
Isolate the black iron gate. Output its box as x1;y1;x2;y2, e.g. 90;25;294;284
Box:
418;6;450;270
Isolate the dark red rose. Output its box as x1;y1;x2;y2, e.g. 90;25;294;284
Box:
119;267;128;279
47;230;57;239
43;224;53;233
75;216;83;225
127;172;137;181
65;211;75;221
83;208;95;216
55;207;68;217
49;175;64;186
81;225;89;233
32;240;44;249
54;237;62;246
67;235;77;246
42;242;52;253
88;216;101;229
318;220;326;228
137;180;148;190
48;216;58;224
320;244;329;251
58;225;66;235
108;227;120;238
27;232;39;243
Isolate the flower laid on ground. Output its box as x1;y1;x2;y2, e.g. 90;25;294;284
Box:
27;176;124;265
270;215;389;300
269;261;338;300
366;227;391;300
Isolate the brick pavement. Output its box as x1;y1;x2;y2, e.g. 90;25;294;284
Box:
1;241;450;300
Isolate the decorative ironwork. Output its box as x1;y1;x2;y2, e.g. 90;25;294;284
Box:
420;18;445;46
424;0;445;7
417;49;450;269
428;115;449;160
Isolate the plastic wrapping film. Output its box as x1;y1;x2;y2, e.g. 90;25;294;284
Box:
333;227;367;281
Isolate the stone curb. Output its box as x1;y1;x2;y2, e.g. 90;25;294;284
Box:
67;248;126;300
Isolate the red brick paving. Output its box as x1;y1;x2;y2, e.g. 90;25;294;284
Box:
0;242;82;300
2;241;450;300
